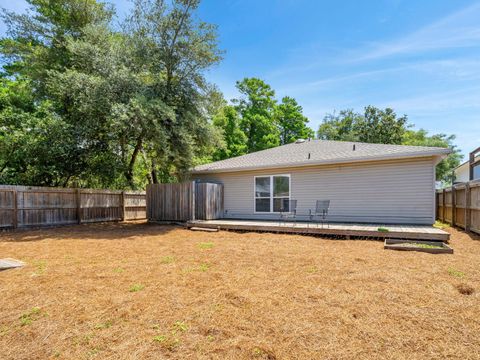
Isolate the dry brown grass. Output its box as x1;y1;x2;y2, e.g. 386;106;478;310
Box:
0;222;479;360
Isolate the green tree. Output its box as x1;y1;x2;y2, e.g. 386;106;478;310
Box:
1;0;223;188
356;106;408;144
275;96;314;144
0;0;113;94
121;0;223;184
317;106;461;184
318;109;363;141
0;78;80;186
212;104;247;160
318;106;407;144
0;0;113;187
403;129;462;185
234;77;279;152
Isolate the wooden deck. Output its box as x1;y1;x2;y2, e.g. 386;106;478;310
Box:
187;219;450;241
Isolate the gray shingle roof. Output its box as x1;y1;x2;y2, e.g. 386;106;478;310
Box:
192;139;451;173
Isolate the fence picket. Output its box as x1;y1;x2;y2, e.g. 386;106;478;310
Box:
436;180;480;235
0;185;145;229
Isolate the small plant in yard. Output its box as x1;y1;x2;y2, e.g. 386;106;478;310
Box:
153;334;167;343
377;227;389;233
129;284;145;292
113;267;124;273
306;266;318;273
86;347;100;358
94;320;113;330
456;283;474;295
252;347;276;358
198;263;210;272
198;242;214;249
252;347;263;357
0;326;9;337
161;256;175;264
172;321;188;333
32;260;47;276
153;334;180;350
434;220;449;229
448;268;465;278
83;333;95;344
405;243;443;249
20;307;45;326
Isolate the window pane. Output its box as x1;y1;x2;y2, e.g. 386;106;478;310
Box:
255;198;270;212
274;198;289;212
273;176;289;197
255;177;270;198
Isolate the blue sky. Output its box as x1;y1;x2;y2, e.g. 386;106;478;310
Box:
1;0;479;159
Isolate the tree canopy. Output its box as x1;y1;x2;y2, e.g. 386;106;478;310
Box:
212;77;315;159
0;1;462;189
317;106;461;183
1;0;223;188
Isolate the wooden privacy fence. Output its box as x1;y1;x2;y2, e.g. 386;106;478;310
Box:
0;185;146;229
436;180;480;235
147;182;224;222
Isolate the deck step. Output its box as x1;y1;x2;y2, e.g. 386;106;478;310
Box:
384;239;453;254
189;227;219;232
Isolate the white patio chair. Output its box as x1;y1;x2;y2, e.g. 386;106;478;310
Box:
279;199;298;227
309;200;330;228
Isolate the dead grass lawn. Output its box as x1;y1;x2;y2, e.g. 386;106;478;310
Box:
0;222;479;359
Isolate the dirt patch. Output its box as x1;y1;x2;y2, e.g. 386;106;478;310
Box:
0;222;479;359
456;283;475;295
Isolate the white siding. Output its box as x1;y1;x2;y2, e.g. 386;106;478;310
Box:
454;162;470;183
194;157;436;225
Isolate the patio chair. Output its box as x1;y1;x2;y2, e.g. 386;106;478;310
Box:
279;199;297;226
309;200;330;228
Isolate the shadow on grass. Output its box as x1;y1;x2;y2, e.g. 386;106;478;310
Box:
0;221;183;243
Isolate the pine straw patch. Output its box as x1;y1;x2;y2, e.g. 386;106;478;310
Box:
0;222;479;359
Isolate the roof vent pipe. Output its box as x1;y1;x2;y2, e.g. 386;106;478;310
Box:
353;144;356;151
308;152;311;159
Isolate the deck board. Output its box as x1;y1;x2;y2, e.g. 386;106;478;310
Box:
187;219;450;241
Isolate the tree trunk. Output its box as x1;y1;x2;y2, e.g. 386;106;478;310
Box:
151;158;158;184
125;135;143;188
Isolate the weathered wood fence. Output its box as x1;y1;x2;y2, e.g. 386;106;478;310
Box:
146;182;224;222
0;185;146;229
436;180;480;235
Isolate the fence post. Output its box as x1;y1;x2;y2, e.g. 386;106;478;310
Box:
465;182;471;232
451;186;456;227
191;181;196;221
76;188;82;224
121;191;126;221
442;188;446;222
12;190;18;229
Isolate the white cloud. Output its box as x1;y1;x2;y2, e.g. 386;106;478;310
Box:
353;2;480;61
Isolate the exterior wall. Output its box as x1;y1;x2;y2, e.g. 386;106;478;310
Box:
454;159;480;183
194;157;436;225
454;162;470;183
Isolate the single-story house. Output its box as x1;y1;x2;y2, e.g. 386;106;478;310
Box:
192;139;451;225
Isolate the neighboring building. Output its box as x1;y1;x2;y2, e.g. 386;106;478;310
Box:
454;154;480;183
192;139;451;225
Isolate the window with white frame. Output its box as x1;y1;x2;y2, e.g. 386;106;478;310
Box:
254;175;290;213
